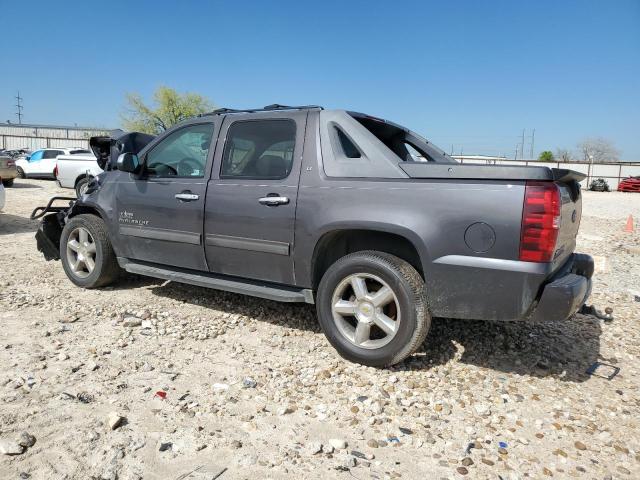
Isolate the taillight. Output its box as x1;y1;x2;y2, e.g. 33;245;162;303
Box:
54;164;58;177
7;160;15;167
519;181;560;262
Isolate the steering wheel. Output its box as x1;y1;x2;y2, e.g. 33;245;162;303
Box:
177;157;201;177
148;163;178;176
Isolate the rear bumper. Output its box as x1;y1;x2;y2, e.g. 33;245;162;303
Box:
529;253;593;322
0;167;18;180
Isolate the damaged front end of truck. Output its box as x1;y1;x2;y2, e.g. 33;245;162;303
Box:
30;130;155;262
32;196;77;260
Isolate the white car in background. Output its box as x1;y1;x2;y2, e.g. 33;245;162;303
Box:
16;148;91;179
55;153;103;196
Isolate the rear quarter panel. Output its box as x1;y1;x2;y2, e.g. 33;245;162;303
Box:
295;177;542;320
296;112;547;321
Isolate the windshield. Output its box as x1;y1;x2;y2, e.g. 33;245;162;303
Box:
348;112;456;164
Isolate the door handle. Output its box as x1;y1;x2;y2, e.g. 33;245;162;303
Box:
175;192;199;201
258;195;289;206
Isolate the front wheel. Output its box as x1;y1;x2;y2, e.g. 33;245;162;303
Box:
316;251;430;367
17;167;26;179
60;214;120;288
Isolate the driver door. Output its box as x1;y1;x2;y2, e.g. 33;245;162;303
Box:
23;149;44;176
114;121;217;271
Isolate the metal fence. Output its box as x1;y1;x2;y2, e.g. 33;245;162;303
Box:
457;158;640;190
0;123;110;151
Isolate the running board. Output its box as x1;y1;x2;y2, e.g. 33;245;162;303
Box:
118;258;314;304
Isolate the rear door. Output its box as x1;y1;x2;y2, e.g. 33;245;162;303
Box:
204;111;307;285
36;149;64;177
114;121;217;271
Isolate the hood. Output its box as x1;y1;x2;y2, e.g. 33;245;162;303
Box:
90;130;155;171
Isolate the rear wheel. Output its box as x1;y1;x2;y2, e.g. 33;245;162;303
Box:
75;176;92;197
2;178;14;187
316;251;430;367
60;214;120;288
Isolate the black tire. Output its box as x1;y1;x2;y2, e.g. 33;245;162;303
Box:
17;167;26;179
75;176;92;197
60;214;120;288
2;178;14;187
316;251;430;367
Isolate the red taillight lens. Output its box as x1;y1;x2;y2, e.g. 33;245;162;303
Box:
7;160;15;167
54;164;58;177
519;181;560;262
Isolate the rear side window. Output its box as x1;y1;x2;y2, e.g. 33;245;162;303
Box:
43;150;63;159
221;120;296;179
334;127;361;159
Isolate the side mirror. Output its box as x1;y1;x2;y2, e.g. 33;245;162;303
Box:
117;153;140;173
25;155;31;161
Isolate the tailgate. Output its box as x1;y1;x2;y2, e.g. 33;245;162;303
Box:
552;178;582;270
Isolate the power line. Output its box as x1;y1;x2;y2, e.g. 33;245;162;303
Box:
15;92;23;124
529;129;535;159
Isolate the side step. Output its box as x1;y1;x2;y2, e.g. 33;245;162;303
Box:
118;258;314;304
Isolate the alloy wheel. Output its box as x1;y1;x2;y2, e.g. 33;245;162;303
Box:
66;227;97;278
330;273;400;349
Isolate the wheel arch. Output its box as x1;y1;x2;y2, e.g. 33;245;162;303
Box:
310;227;427;289
68;202;108;222
74;173;93;187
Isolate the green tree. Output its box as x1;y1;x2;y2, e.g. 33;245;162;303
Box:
121;86;213;134
538;150;555;162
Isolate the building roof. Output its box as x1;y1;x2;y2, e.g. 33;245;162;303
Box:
0;122;110;131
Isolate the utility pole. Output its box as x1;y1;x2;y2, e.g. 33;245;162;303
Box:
15;92;24;124
529;129;535;159
520;129;525;160
514;145;519;160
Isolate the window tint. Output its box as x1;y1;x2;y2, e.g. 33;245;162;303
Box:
221;120;296;179
70;149;90;155
335;127;361;158
145;123;214;178
43;150;63;159
29;150;44;161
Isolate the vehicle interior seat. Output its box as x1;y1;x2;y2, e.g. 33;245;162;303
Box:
255;155;288;178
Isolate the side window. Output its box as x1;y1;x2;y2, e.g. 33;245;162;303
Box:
30;150;44;161
334;126;361;159
221;120;296;179
145;123;214;178
42;150;60;160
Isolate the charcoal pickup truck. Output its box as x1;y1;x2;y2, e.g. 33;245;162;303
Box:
32;104;593;367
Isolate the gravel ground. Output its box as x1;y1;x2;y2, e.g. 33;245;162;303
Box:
0;179;639;480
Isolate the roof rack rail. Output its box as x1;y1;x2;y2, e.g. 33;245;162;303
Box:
201;104;323;117
262;104;323;111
